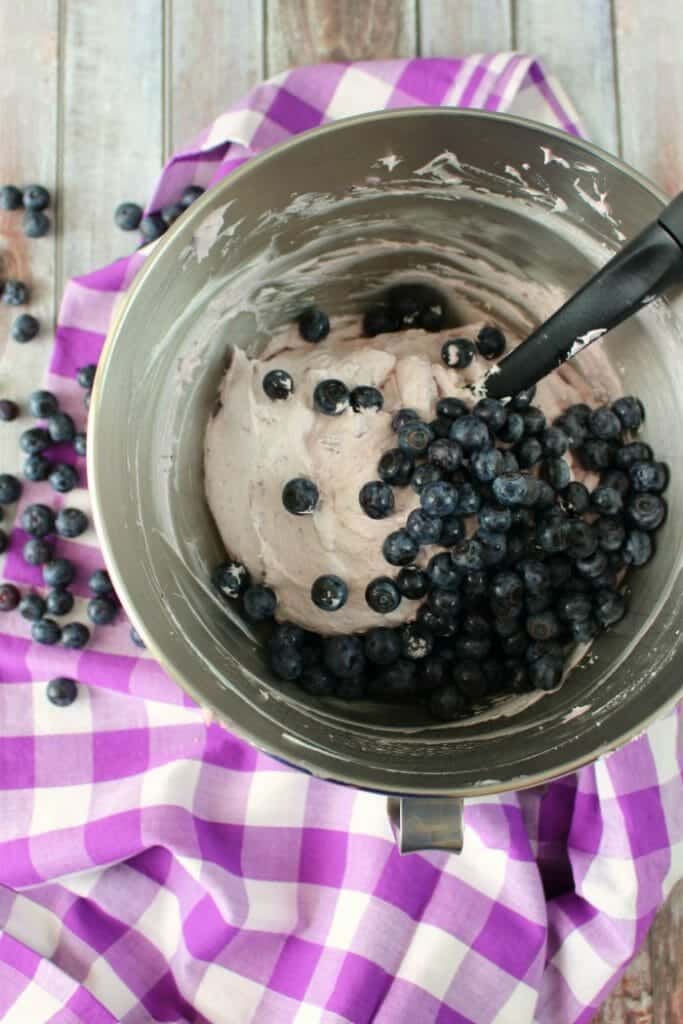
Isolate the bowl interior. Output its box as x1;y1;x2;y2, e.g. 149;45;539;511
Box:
90;110;683;794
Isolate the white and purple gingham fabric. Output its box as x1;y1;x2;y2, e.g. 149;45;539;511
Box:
0;55;681;1024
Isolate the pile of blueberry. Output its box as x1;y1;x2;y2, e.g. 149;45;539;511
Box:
0;182;51;238
210;288;669;722
114;184;205;243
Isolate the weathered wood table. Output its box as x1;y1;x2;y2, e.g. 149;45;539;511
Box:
1;2;680;1020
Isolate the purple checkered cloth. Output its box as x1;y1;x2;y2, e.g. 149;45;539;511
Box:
0;55;681;1024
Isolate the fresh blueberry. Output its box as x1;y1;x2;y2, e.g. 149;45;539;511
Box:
391;408;419;432
299;664;336;696
406;508;442;545
1;280;28;306
282;477;319;515
418;606;456;639
501;451;520;474
370;659;417;699
429;416;453;439
161;202;184;226
298;307;330;343
441;337;475;369
479;504;512;533
526;610;561;641
615;441;652;469
242;584;277;621
324;635;365;679
477;529;507;566
362;306;400;337
419;656;451;691
114;202;143;230
262;369;294;401
411;464;444;494
556;591;592;623
270;645;304;681
427;588;461;617
489;571;524;617
76;364;97;390
73;432;87;457
130;626;146;649
537;516;571;554
420;480;457;517
0;583;20;612
440;514;466;546
24;210;50;237
591;485;623;516
473;398;507;432
350;385;383;412
63;623;91;649
181;185;205;208
454;634;492;662
427;551;461;591
49;463;78;493
451;538;485;572
139;212;167;242
387;283;442;326
401;623;434;660
567;520;598;560
576;549;608;579
522;407;546;436
19;591;46;622
46;588;74;616
43;559;75;588
87;597;117;625
597;516;626;552
11;313;40;342
593;588;626;627
510;386;537;411
311;575;348;612
357;480;394;519
450;415;490;450
588;406;622;440
555;412;587;449
271;622;305;652
397;420;434;456
46;677;78;707
396;566;430;600
492;473;532;507
88;569;113;596
547;555;573;588
0;184;22;210
453;660;487;699
365;576;401;613
600;469;630;496
383;529;419;567
612;396;644;431
0;472;21;505
47;412;76;444
578;439;613;472
497;412;524;444
313;379;349;416
436;397;468;420
516;438;543;468
21;426;52;456
55;507;88;539
23;184;50;211
476;325;506;360
452;482;482;516
364;627;401;665
21;503;55;538
418;303;445;331
541;426;569;457
571;616;599;642
629;460;668;494
429;684;466;720
378;448;414;486
428;437;462;472
462;612;492;637
627;493;667;531
528;653;564;690
525;589;553;615
499;631;529;659
470;447;505;483
211;560;251;599
32;617;61;645
462;570;489;604
23;538;52;565
562;480;590;515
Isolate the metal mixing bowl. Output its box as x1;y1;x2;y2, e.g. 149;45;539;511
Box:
89;110;683;836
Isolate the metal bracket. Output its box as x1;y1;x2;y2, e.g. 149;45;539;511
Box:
387;796;464;855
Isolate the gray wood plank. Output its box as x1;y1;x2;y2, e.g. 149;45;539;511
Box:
60;0;163;291
419;0;512;55
167;0;264;155
614;0;683;194
514;0;619;154
266;0;418;75
0;1;60;477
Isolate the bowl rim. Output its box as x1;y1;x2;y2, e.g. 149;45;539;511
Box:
88;107;682;797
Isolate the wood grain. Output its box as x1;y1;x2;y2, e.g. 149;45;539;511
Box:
265;0;417;74
614;0;683;194
167;0;264;155
514;0;619;155
593;943;653;1024
648;880;683;1024
60;0;163;290
419;0;512;55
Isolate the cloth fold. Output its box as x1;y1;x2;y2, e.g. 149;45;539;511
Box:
0;54;680;1024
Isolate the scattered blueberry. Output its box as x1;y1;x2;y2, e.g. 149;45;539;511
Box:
24;210;50;237
437;397;468;420
627;493;666;531
358;480;394;519
43;559;75;588
130;626;145;649
24;454;50;481
0;184;23;210
49;463;78;493
377;448;413;486
11;313;40;342
181;185;205;208
556;591;592;623
0;473;22;504
313;379;349;416
47;412;76;444
139;212;167;242
629;460;668;494
477;325;506;359
88;569;114;596
46;677;78;706
593;588;626;627
21;503;55;538
397;420;434;456
76;364;97;390
489;571;524;618
1;280;29;306
0;399;19;421
311;575;348;612
298;307;330;343
427;588;461;617
282;477;319;515
479;504;512;533
114;202;143;230
449;414;490;451
451;538;485;572
391;408;420;432
516;438;543;468
211;560;251;599
87;597;117;625
23;185;50;211
474;398;508;433
73;432;87;457
567;520;598;560
396;566;430;600
243;584;277;621
63;623;91;649
562;481;590;515
350;386;383;412
576;549;608;579
262;368;293;401
452;482;482;516
492;473;532;507
55;507;88;539
370;659;417;699
19;593;47;620
591;485;623;516
365;576;401;613
32;618;61;645
20;426;51;454
522;406;546;437
430;416;452;439
46;588;74;616
161;202;184;226
387;282;444;326
362;306;400;337
426;551;460;591
0;583;20;612
453;660;487;698
441;337;475;368
597;516;626;552
406;508;442;545
615;441;652;469
544;457;571;490
383;529;419;567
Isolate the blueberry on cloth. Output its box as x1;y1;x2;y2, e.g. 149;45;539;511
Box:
88;569;114;596
46;589;74;616
383;529;419;566
0;184;22;209
46;677;78;706
211;560;251;599
243;584;277;621
441;337;475;369
0;583;20;612
56;507;88;538
23;538;52;565
365;576;401;613
476;325;506;359
1;280;29;305
19;592;46;620
359;480;394;519
313;379;349;416
49;463;78;493
0;473;22;504
24;210;50;238
43;558;75;588
22;184;50;211
73;432;87;457
76;364;97;390
63;622;91;649
47;412;76;444
350;386;383;412
129;626;145;649
298;307;330;343
262;369;293;401
161;202;185;226
283;477;319;515
11;313;40;342
0;399;19;421
20;426;51;454
114;202;143;230
87;597;117;626
32;618;62;645
139;212;166;242
311;575;348;612
21;503;54;538
181;185;205;207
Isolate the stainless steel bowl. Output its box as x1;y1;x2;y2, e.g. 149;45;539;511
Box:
89;110;683;820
